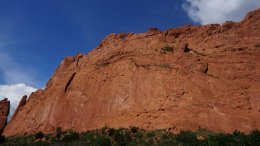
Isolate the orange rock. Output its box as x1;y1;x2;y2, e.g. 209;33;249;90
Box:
3;9;260;136
0;98;10;134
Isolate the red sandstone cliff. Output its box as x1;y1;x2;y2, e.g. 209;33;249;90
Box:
3;9;260;136
0;98;10;135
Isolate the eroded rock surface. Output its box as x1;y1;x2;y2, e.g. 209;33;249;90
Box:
0;98;10;134
4;9;260;136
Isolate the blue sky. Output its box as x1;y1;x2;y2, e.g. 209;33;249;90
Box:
1;0;259;88
0;0;259;118
0;0;192;88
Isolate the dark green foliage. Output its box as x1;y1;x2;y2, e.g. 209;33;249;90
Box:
139;64;172;69
176;131;199;146
232;130;247;145
114;131;128;146
101;127;109;135
108;128;116;136
0;135;6;144
157;139;178;146
161;46;173;52
62;130;79;142
204;133;233;146
1;128;260;146
130;127;138;133
56;127;62;140
35;131;44;140
146;131;156;138
245;129;260;146
114;128;132;146
95;136;111;146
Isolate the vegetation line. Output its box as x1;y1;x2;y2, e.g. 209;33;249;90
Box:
1;127;259;146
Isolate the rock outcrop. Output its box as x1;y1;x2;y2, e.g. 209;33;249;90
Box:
9;95;27;123
0;98;10;134
3;9;260;136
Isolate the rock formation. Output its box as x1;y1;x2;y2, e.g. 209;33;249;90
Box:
0;98;10;135
3;9;260;136
9;95;27;123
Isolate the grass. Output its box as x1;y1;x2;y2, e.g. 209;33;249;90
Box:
1;127;259;146
139;64;172;69
161;46;173;52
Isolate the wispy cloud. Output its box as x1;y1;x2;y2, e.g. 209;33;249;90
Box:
183;0;260;24
0;50;40;87
0;12;40;87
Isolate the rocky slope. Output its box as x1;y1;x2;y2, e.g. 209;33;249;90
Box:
3;9;260;136
0;98;10;135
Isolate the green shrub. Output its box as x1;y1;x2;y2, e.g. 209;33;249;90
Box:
101;127;108;135
80;131;96;142
62;131;79;142
108;128;116;136
56;127;62;140
247;129;260;146
0;135;6;144
161;46;173;52
157;139;179;146
95;136;111;146
231;130;247;145
176;131;199;146
113;129;132;146
35;131;44;140
2;127;260;146
206;133;233;146
125;141;138;146
114;132;125;145
130;127;138;133
146;131;156;138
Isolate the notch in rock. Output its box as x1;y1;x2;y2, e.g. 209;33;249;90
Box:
204;65;208;74
184;43;191;53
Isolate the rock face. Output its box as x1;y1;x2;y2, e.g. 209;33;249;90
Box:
0;98;10;134
3;9;260;136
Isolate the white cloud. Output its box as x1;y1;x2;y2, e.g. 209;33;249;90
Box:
0;84;37;120
183;0;260;24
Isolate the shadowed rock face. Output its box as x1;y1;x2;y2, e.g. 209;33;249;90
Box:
0;98;10;134
3;9;260;136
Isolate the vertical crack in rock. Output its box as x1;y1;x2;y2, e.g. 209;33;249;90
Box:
65;72;76;93
204;64;208;74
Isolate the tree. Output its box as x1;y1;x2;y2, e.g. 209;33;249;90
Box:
35;131;45;139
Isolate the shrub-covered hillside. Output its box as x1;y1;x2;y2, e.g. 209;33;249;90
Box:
0;127;260;146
